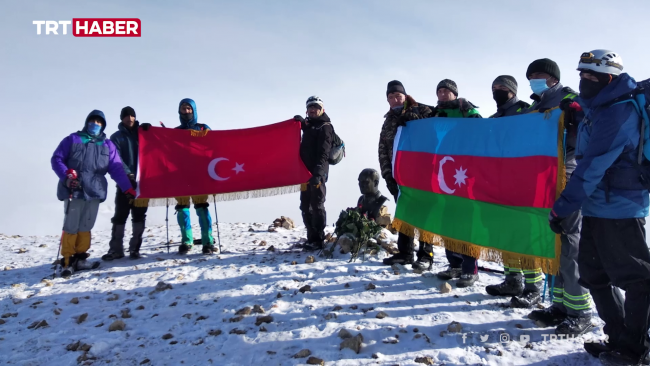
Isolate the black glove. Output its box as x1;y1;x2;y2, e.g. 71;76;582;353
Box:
294;115;305;123
386;179;399;199
140;123;152;131
308;175;322;187
548;210;564;234
559;99;582;134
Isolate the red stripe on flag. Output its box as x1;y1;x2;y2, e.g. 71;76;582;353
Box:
394;151;557;208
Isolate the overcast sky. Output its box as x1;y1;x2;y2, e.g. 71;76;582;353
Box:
2;0;650;236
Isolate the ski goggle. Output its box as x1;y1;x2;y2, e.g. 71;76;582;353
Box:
579;52;623;71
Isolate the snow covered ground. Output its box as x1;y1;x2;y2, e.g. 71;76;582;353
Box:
0;222;605;366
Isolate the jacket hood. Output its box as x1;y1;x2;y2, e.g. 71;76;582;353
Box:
83;109;107;134
178;98;198;128
582;73;638;109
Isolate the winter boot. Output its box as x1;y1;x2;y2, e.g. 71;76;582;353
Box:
528;305;567;327
510;281;542;308
600;350;650;366
178;244;192;255
128;221;145;259
457;273;479;288
384;232;414;265
383;253;414;265
103;224;126;261
303;241;324;252
202;244;217;255
585;341;614;358
437;266;462;280
176;206;193;253
555;315;593;336
74;253;100;271
413;243;433;271
195;205;214;247
60;265;75;277
485;275;524;297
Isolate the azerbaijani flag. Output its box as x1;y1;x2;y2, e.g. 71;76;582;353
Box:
392;109;565;274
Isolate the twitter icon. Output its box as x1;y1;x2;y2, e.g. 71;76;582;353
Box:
480;334;489;342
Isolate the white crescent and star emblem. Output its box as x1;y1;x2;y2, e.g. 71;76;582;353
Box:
208;158;245;181
437;156;468;194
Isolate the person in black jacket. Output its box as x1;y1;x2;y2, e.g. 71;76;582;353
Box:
103;106;148;261
295;96;333;251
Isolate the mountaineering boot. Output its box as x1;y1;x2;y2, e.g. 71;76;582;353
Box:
383;253;414;265
103;224;126;261
303;241;324;252
384;232;414;265
128;221;145;259
74;253;100;271
412;243;433;271
60;266;75;277
555;315;593;336
195;205;214;247
600;351;650;366
437;266;462;280
457;273;479;287
510;281;542;308
301;212;316;245
176;206;193;254
202;244;217;255
584;341;614;358
510;290;541;308
485;276;524;297
528;306;567;327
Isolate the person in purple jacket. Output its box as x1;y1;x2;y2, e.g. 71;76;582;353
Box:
51;110;135;276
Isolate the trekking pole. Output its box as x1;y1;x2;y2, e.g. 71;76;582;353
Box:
212;195;222;254
165;199;170;253
542;274;548;303
550;275;556;304
54;193;73;278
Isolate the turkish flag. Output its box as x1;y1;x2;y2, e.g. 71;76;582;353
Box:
136;120;311;199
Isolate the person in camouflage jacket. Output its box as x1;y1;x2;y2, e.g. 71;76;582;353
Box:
378;80;435;269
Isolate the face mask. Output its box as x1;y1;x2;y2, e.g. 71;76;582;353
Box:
529;79;549;96
579;79;607;100
180;113;193;121
87;123;101;136
391;106;403;111
492;90;511;106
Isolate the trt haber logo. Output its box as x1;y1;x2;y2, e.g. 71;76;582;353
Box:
33;19;141;37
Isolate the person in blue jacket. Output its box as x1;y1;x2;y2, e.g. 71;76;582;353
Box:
549;50;650;365
143;99;215;255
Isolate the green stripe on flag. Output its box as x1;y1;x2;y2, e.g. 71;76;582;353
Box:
395;186;555;259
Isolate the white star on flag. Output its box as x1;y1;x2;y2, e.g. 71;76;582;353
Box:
232;163;245;174
453;167;468;187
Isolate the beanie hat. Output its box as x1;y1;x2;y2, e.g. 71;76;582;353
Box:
526;58;561;81
386;80;406;96
120;106;136;120
492;75;518;95
437;79;458;97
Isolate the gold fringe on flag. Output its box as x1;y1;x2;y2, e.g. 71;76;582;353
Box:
190;129;209;137
391;108;567;275
133;184;302;207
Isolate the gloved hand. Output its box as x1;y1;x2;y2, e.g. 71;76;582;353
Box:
308;175;322;187
559;99;583;133
294;115;305;123
66;178;80;189
124;188;137;199
548;210;564;234
140;123;152;131
65;169;77;180
386;179;399;199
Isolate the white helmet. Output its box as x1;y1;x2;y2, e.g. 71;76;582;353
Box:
577;49;623;75
306;96;324;109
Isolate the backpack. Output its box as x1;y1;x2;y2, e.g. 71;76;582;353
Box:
603;79;650;191
323;122;345;165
